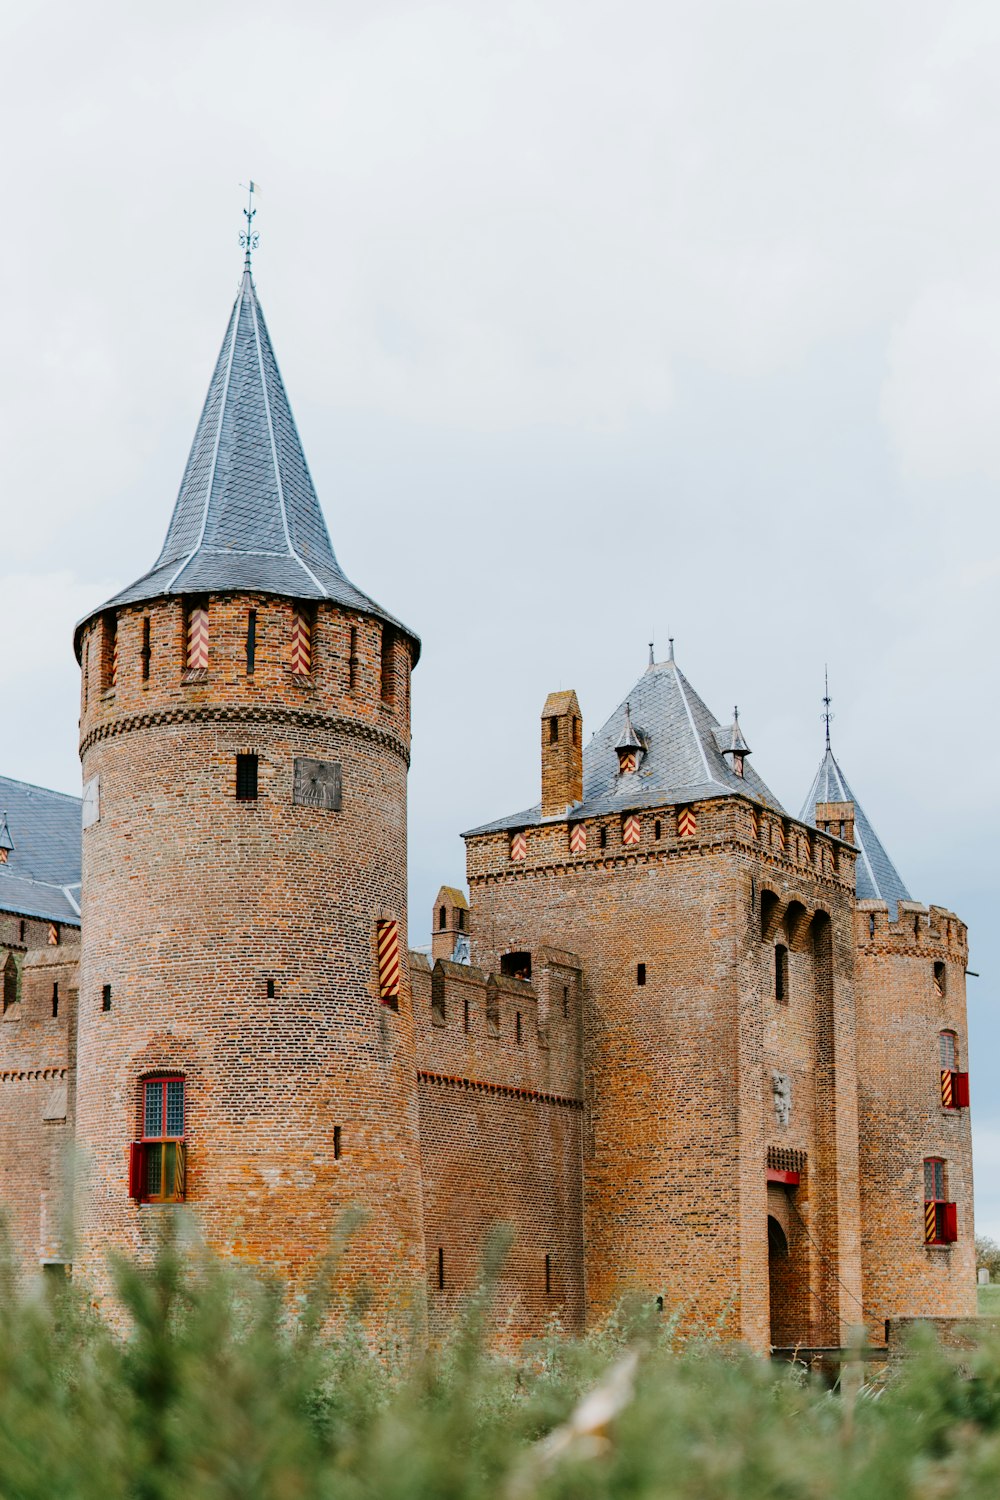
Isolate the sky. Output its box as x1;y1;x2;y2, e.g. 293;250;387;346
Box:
0;1;997;1234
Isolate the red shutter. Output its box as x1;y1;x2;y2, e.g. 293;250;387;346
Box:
943;1201;958;1243
128;1142;144;1201
954;1071;970;1108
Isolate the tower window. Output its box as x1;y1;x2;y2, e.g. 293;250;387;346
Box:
437;1247;445;1289
439;906;447;931
549;716;559;744
939;1031;969;1109
291;607;313;675
500;952;531;981
380;627;396;705
101;613;118;692
869;913;876;939
348;626;359;692
334;1125;342;1160
266;978;275;999
923;1157;957;1244
654;820;662;840
236;753;259;801
51;982;59;1018
563;985;569;1016
545;1253;552;1293
130;1077;186;1205
775;944;789;1003
376;919;401;1008
102;984;112;1012
141;616;151;682
599;826;608;849
637;963;646;986
458;909;466;932
572;718;579;746
2;955;18;1011
516;1011;522;1043
246;609;257;675
463;996;470;1033
933;961;946;997
185;600;209;672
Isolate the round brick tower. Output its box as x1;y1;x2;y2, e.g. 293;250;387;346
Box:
73;255;425;1320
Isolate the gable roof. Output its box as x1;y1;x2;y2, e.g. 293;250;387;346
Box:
465;654;785;836
76;269;418;661
800;748;910;915
0;776;81;925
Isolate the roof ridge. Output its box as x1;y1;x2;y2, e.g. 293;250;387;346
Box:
0;775;81;804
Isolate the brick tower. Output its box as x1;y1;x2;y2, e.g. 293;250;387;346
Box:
800;734;975;1337
73;248;425;1315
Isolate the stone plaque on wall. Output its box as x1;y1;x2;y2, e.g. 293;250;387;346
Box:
293;758;342;811
82;775;100;829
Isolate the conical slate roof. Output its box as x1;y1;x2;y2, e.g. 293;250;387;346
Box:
77;269;417;658
465;653;784;835
800;748;910;914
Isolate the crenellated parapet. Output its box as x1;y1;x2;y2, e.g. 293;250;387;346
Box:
855;900;968;961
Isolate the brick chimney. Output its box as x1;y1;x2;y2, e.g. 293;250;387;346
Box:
816;800;855;845
541;690;583;816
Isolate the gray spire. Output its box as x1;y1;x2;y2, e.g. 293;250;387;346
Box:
800;747;910;915
615;702;644;756
76;268;418;659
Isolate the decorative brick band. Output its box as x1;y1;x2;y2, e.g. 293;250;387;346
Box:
0;1066;67;1083
80;704;410;764
767;1144;807;1174
417;1069;583;1110
469;840;852;892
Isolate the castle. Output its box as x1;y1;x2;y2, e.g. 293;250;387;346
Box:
0;249;976;1353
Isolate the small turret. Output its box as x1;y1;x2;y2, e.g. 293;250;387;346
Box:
432;886;471;963
0;812;12;865
721;707;750;779
541;690;583;816
615;703;644;775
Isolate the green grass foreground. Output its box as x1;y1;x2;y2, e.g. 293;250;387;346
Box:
2;1236;1000;1499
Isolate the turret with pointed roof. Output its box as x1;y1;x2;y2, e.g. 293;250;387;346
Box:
75;266;417;661
800;740;910;916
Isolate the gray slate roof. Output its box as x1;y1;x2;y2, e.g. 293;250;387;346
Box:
465;656;785;836
800;748;910;915
0;776;81;925
77;270;418;660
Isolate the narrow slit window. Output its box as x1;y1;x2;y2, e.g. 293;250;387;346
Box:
246;609;257;675
439;906;447;930
933;961;946;997
51;982;59;1018
637;963;646;986
563;986;569;1017
545;1253;552;1293
333;1125;342;1160
463;996;470;1033
654;819;662;840
266;978;275;999
236;753;259;801
516;1011;522;1043
2;955;18;1012
599;826;608;849
102;614;118;692
348;626;359;692
140;616;151;682
101;984;112;1012
437;1247;445;1289
549;716;559;744
775;944;789;1003
380;627;396;704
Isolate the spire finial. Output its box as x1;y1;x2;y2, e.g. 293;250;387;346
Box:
648;641;654;667
239;180;260;273
822;665;833;751
668;636;675;663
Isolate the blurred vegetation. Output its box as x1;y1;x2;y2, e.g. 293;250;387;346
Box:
1;1222;1000;1498
976;1235;1000;1282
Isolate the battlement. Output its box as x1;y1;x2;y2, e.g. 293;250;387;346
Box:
854;900;968;959
411;945;582;1102
466;795;855;895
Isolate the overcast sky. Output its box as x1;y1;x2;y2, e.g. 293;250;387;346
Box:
1;1;997;1237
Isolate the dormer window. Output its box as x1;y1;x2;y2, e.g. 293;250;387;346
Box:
618;749;637;775
615;702;643;776
733;752;745;778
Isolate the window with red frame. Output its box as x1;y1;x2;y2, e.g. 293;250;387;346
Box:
939;1031;969;1109
129;1077;186;1204
923;1157;957;1244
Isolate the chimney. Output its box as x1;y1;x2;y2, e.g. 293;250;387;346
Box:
816;800;855;846
431;886;471;963
541;690;583;816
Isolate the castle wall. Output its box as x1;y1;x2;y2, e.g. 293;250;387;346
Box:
854;902;976;1335
411;949;585;1338
75;595;426;1321
466;795;862;1350
0;939;79;1270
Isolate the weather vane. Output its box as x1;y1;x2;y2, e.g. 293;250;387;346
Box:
239;180;260;271
822;665;834;750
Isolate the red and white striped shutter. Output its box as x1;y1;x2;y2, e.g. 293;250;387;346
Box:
678;807;697;838
376;919;401;1001
569;824;586;855
622;815;640;845
187;607;209;670
291;610;312;674
510;832;527;862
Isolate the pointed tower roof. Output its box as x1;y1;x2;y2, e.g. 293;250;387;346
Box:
0;811;13;856
615;703;644;756
800;748;910;913
723;707;750;757
465;649;784;835
76;268;417;659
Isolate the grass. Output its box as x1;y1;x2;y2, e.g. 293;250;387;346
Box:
978;1283;1000;1315
1;1226;1000;1498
